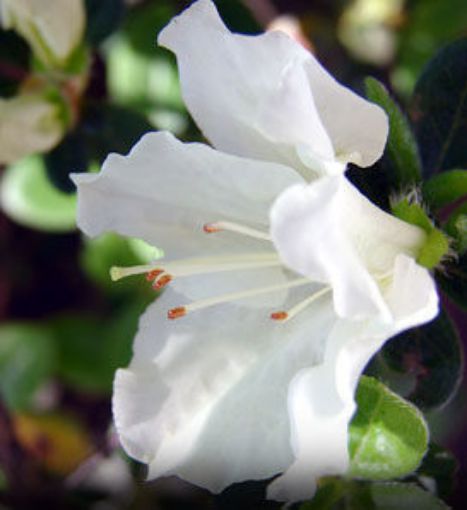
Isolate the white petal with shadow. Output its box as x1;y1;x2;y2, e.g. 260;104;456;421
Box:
72;131;302;259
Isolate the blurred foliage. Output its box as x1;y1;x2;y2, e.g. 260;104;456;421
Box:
0;0;466;509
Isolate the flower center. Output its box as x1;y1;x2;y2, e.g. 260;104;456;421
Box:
110;220;334;323
110;220;393;323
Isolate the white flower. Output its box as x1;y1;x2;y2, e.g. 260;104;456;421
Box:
72;0;438;502
0;93;65;164
0;0;85;67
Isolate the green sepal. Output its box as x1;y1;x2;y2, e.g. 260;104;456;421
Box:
348;376;429;481
391;198;449;268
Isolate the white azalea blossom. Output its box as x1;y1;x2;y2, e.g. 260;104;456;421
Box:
0;0;85;67
72;0;438;502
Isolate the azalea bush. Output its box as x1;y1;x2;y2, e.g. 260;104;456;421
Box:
0;1;466;509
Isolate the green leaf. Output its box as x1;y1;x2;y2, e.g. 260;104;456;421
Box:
0;324;56;410
54;302;149;394
394;0;467;97
122;0;175;57
415;443;458;499
380;310;462;411
45;132;89;193
299;479;346;510
411;38;467;176
84;0;125;45
391;199;450;269
300;480;448;510
422;169;467;210
369;482;449;509
80;103;154;164
444;201;467;255
0;156;77;232
80;232;158;296
365;77;422;188
348;376;429;480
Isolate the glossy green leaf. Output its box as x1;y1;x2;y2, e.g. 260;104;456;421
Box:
365;77;422;187
0;323;56;410
0;156;77;232
411;38;467;176
381;310;463;410
422;169;467;210
348;376;429;480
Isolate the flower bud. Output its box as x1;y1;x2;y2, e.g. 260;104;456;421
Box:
0;0;85;68
0;92;66;164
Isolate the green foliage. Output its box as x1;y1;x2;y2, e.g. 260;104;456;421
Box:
395;0;467;96
0;324;56;410
300;480;448;510
422;169;467;210
52;304;146;394
369;482;449;510
445;201;467;255
365;77;422;188
415;443;458;500
348;376;429;481
84;0;126;45
0;156;77;232
412;38;467;176
380;311;462;411
391;199;450;269
80;232;159;295
437;253;467;310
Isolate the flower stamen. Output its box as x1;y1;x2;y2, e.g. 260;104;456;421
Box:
203;221;271;241
168;277;310;319
271;286;331;323
111;253;281;285
152;274;173;290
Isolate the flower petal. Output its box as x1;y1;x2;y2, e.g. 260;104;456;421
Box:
72;131;302;259
158;0;387;174
158;0;326;174
268;255;438;502
302;58;388;167
270;176;426;319
113;286;336;493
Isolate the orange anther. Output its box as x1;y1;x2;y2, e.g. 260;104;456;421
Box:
146;269;163;282
168;307;187;320
270;311;288;321
152;274;172;290
203;223;220;233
